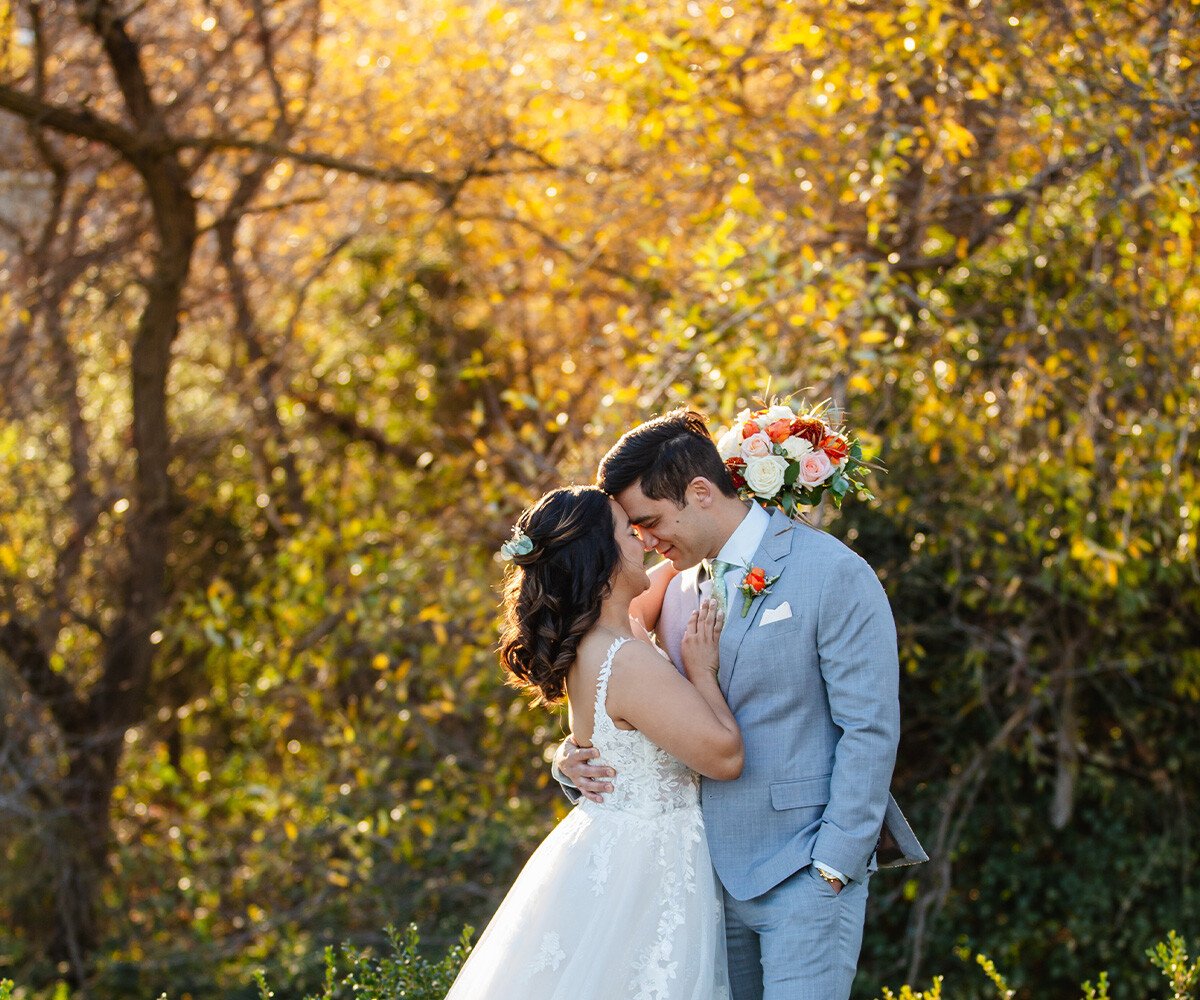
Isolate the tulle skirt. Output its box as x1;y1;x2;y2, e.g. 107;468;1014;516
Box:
445;799;729;999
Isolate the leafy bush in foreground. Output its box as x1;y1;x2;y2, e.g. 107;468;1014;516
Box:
875;931;1198;1000
270;924;473;1000
1;928;1195;999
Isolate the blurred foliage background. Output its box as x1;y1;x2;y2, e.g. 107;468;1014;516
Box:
0;0;1197;997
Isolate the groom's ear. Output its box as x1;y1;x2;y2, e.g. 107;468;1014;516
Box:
688;476;717;508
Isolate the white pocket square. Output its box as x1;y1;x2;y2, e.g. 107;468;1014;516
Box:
759;601;792;626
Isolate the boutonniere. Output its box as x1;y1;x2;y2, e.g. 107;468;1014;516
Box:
737;566;781;616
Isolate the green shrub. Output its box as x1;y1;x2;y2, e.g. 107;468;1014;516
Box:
1148;931;1200;1000
5;928;1197;999
875;931;1197;1000
285;923;473;1000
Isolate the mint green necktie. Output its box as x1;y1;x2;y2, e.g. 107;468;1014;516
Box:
706;558;737;616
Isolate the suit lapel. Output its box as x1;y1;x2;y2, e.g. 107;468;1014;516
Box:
718;510;798;691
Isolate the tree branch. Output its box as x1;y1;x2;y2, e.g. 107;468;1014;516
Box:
292;388;424;465
0;83;557;199
0;82;141;155
0;612;84;727
890;145;1109;273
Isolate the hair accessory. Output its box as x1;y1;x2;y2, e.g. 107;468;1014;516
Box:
499;526;534;562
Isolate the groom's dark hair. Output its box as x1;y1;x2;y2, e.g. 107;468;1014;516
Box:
597;408;738;506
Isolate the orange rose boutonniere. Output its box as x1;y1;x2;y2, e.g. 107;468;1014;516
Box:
737;566;781;617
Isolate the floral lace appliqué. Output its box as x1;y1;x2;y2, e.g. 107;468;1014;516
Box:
587;824;618;896
527;931;566;976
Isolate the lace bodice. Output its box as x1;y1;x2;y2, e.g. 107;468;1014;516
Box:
588;636;700;818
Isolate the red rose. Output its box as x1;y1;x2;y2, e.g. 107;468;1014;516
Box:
791;416;827;447
820;434;849;463
765;418;792;444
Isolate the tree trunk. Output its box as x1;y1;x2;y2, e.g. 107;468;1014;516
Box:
30;4;201;975
44;730;124;983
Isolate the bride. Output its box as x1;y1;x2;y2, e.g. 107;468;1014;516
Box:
444;485;740;999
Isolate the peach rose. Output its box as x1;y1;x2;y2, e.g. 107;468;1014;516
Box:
798;449;834;487
741;431;773;460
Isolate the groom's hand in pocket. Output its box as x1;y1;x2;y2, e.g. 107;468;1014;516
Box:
556;738;616;803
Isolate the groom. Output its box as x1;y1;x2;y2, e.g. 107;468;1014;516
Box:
557;409;926;1000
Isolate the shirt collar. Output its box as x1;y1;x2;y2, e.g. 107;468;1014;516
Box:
715;501;769;569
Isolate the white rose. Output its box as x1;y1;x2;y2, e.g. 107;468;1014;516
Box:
741;431;774;460
716;425;742;461
781;436;813;461
744;455;789;498
765;404;796;424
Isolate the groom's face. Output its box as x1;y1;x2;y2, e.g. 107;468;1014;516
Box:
615;479;713;570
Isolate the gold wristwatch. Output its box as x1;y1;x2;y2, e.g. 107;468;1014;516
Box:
816;867;842;888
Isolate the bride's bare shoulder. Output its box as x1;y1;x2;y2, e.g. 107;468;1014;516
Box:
571;632;636;688
607;636;680;686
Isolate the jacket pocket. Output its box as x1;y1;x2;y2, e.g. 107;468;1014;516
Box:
769;773;832;811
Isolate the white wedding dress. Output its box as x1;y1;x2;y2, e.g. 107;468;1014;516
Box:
444;636;730;999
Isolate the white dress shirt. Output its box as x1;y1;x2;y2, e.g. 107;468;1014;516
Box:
705;501;769;608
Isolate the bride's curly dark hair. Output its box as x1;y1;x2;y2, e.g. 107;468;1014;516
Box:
498;486;621;705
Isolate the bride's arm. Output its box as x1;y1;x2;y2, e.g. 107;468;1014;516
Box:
606;601;742;781
628;558;678;633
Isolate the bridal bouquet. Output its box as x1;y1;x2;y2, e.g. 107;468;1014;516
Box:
714;399;875;515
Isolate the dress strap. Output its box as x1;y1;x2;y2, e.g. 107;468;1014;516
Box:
593;636;632;724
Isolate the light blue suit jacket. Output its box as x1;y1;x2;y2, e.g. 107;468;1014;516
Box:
658;510;927;901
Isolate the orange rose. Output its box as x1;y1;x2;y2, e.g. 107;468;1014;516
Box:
765;418;793;443
820;434;849;463
791;415;827;447
741;421;760;439
736;564;780;615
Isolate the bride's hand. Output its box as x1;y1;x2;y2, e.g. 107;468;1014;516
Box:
681;598;723;681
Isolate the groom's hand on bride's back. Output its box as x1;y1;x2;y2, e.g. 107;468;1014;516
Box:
555;738;616;803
